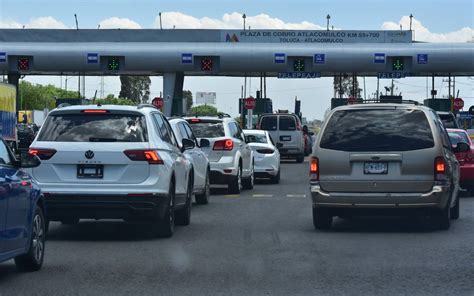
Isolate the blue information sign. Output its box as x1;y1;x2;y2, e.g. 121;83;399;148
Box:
417;54;428;64
374;53;385;64
181;53;193;64
274;53;286;64
87;53;98;64
0;52;6;63
378;72;408;79
314;54;325;64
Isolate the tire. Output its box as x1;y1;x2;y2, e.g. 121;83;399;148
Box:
155;180;175;238
296;154;305;163
61;218;79;225
450;196;460;220
175;176;193;226
228;166;242;194
15;205;46;272
195;170;210;205
242;163;254;190
270;169;280;184
434;200;451;230
312;207;332;230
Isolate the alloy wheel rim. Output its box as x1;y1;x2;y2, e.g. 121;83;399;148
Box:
32;214;44;262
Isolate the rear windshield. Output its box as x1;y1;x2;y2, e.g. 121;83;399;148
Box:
448;131;470;145
188;122;225;138
438;113;458;128
245;134;268;144
38;113;147;142
259;116;277;131
279;116;297;131
320;109;435;152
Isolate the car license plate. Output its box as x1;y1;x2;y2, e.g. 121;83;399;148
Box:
280;136;291;141
77;164;104;179
364;162;388;174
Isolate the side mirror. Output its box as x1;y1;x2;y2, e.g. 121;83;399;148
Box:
181;138;195;153
199;138;210;148
454;142;470;153
19;153;41;168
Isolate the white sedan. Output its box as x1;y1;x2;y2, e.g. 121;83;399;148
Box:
243;130;280;183
169;118;211;204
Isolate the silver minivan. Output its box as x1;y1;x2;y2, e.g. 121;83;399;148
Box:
257;113;305;163
310;104;470;230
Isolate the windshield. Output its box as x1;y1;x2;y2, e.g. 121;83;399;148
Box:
37;113;148;142
188;122;225;138
245;133;268;143
320;109;435;151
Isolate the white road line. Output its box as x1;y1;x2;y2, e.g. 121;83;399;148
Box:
223;194;240;198
286;194;307;198
252;194;274;198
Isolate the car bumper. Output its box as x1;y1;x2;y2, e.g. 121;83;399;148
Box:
310;183;450;210
460;164;474;186
44;193;169;221
278;147;303;156
254;155;279;176
209;156;238;184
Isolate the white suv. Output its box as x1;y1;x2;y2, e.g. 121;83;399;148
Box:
185;116;254;194
29;104;193;238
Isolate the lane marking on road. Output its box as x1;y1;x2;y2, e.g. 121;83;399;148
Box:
252;194;274;198
223;194;240;198
286;194;307;198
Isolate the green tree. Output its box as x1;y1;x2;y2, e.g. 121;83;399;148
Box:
119;76;151;104
183;90;193;111
333;75;362;98
188;104;219;116
96;94;136;106
19;81;79;110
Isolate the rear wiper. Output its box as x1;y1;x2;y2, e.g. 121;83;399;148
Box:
89;137;131;142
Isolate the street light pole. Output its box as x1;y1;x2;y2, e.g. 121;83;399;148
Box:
326;14;331;31
159;12;163;30
242;14;246;31
409;14;413;31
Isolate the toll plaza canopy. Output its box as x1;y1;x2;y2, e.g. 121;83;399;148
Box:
0;29;472;76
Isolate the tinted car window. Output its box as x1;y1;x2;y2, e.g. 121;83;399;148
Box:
0;141;12;165
229;123;240;139
153;114;175;145
448;131;470;145
279;116;297;131
438;113;459;128
320;109;435;152
260;116;277;131
189;122;225;138
178;123;189;140
38;114;147;142
183;123;198;144
246;134;268;143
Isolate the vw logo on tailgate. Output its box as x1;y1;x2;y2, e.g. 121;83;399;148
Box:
85;150;95;159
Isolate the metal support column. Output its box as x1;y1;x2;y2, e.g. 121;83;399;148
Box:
7;73;21;112
163;72;184;116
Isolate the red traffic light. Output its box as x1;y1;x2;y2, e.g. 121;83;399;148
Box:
18;57;30;71
201;58;213;72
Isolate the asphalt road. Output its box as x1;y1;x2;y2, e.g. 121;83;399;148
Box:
1;160;473;296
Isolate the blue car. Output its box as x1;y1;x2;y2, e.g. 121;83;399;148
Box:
0;138;46;271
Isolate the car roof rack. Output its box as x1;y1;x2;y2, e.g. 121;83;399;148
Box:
217;113;231;118
56;103;71;108
352;99;422;106
137;104;158;110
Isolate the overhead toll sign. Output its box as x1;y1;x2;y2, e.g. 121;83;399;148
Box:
374;53;385;64
0;52;5;63
314;54;325;64
182;53;193;64
417;54;428;64
378;72;408;79
278;72;321;79
220;30;412;43
87;53;98;64
274;53;286;64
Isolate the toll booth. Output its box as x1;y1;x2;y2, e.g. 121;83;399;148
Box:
423;99;452;112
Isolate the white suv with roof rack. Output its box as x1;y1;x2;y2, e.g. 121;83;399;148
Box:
184;116;254;194
29;104;193;238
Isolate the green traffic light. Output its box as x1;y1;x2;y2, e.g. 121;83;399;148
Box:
108;57;120;71
392;58;404;71
293;59;305;72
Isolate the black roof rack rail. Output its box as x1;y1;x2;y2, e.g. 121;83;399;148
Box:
217;113;231;118
137;104;158;110
56;103;71;108
351;99;423;106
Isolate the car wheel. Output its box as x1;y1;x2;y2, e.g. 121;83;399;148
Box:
61;218;79;225
312;207;332;230
155;180;175;238
450;196;460;220
296;154;305;163
176;176;193;226
228;166;242;194
434;200;451;230
270;169;280;184
15;205;45;272
242;162;254;190
195;170;210;205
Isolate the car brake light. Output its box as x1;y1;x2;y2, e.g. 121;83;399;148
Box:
190;118;200;123
310;157;319;181
213;139;234;151
257;148;274;154
124;150;163;164
435;157;445;181
29;148;57;160
82;109;108;113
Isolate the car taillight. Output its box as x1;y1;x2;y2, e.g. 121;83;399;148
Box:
257;148;274;154
82;109;108;114
124;150;164;164
435;157;446;181
190;118;200;123
28;148;56;160
213;139;234;151
310;157;319;181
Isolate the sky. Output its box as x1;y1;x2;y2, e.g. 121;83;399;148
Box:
1;0;473;120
